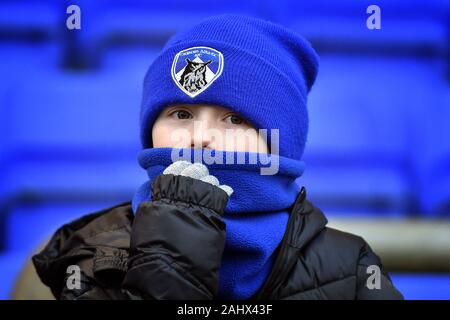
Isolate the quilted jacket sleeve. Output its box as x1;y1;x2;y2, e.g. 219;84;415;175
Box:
122;173;228;299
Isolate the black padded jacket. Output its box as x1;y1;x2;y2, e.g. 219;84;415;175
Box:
32;173;403;300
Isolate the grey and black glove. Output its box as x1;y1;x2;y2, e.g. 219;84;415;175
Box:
163;161;233;197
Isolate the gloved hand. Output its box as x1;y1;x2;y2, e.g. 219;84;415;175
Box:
163;161;234;197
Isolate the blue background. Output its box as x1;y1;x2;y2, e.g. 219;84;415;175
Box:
0;0;449;299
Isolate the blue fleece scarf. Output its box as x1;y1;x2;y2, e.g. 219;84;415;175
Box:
131;148;305;300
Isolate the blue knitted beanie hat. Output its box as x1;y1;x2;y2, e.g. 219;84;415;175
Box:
140;14;319;160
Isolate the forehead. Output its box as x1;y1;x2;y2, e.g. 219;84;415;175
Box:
166;103;231;112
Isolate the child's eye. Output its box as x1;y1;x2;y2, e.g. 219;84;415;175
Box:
171;110;192;120
225;114;244;125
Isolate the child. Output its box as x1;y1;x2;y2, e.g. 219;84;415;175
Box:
32;14;403;300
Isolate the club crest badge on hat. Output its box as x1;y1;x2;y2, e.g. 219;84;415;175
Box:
171;46;224;98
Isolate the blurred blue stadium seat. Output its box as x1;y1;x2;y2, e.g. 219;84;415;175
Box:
0;68;148;256
64;0;264;67
412;87;450;215
302;54;446;216
267;0;450;216
2;69;147;199
269;0;448;51
0;0;61;37
5;201;124;253
7;70;141;147
390;273;450;300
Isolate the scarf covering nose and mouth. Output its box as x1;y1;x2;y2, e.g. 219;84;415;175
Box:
131;147;305;300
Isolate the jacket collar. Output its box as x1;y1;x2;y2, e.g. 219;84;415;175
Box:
289;187;329;250
252;186;329;299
